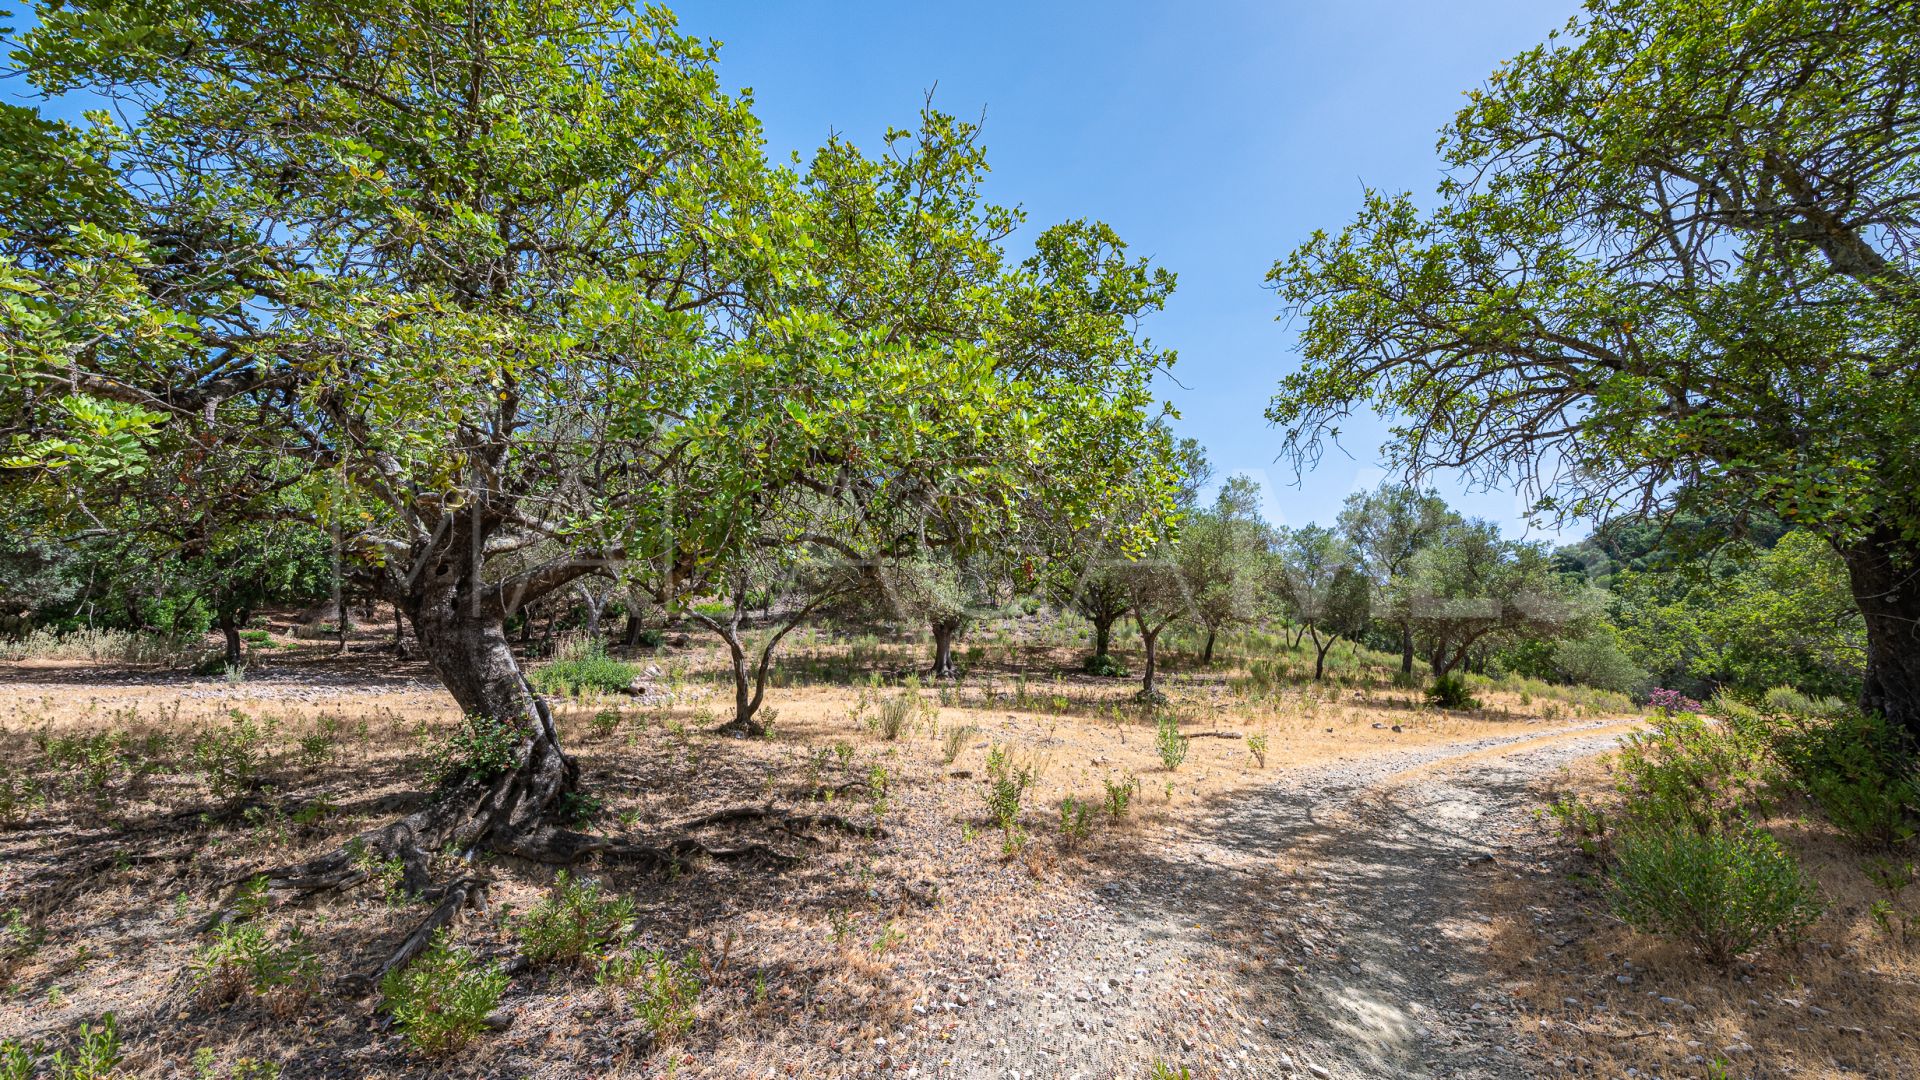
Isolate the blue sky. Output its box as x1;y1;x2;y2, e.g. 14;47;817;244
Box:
689;0;1588;539
4;0;1590;539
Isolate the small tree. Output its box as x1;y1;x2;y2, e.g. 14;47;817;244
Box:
1119;553;1192;702
1178;476;1265;664
1337;484;1460;674
1272;525;1371;680
1400;521;1590;677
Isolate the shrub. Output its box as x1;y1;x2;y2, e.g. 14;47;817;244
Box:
1101;773;1140;821
1154;714;1188;771
1081;652;1128;678
873;690;921;741
48;1013;121;1080
378;932;508;1056
190;922;320;1016
1;1039;29;1080
1057;796;1092;847
193;711;267;798
427;715;521;785
1608;820;1822;965
517;872;634;967
939;723;977;765
1611;711;1776;836
634;628;665;649
1751;703;1918;849
529;640;637;697
983;743;1034;844
630;949;702;1043
1426;674;1480;710
1246;731;1269;768
1647;687;1704;716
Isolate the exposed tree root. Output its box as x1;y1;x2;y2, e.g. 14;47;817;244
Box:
360;876;489;995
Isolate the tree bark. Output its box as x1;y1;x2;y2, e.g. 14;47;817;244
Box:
1310;626;1337;681
623;612;643;649
1092;614;1115;658
930;621;959;679
217;610;244;669
1400;622;1416;675
1842;531;1920;746
1202;627;1217;665
1140;628;1160;697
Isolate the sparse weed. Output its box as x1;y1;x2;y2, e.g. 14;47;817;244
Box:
1102;773;1140;822
1154;714;1189;771
1057;796;1092;847
190;922;320;1016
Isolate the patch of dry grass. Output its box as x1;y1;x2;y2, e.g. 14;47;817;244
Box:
0;618;1620;1077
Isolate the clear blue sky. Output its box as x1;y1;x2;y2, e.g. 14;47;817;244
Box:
4;0;1590;539
690;0;1588;540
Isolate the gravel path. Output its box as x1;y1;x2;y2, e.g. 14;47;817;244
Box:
909;720;1632;1080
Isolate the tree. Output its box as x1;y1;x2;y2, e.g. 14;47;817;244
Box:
1179;476;1265;664
1337;484;1460;673
1614;530;1866;700
1271;525;1371;680
1267;0;1920;739
1118;551;1190;702
1400;521;1590;678
0;0;1179;952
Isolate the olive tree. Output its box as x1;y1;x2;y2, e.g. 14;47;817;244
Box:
1267;0;1920;739
1400;522;1591;678
0;0;1178;957
1337;484;1460;674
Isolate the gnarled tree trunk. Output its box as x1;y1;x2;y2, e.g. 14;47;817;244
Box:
1092;614;1116;658
1202;627;1217;665
929;620;960;679
1843;530;1920;746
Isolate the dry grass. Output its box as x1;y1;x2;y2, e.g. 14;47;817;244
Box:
0;617;1624;1077
1486;755;1920;1079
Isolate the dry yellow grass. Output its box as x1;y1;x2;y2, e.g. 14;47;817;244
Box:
0;624;1632;1077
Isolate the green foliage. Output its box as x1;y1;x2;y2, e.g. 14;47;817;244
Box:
631;950;702;1042
0;1038;29;1080
426;716;521;785
1425;674;1480;710
517;873;634;967
192;711;267;798
378;933;508;1056
190;922;320;1015
48;1014;121;1080
529;641;637;698
1153;714;1189;771
1760;704;1918;850
1057;796;1092;847
1102;772;1141;822
1146;1062;1192;1080
1245;731;1269;768
1608;821;1823;965
1613;711;1777;836
983;743;1034;843
1081;652;1128;678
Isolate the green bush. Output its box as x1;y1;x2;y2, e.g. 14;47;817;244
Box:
1154;714;1189;771
48;1013;122;1080
1608;820;1822;964
426;715;522;785
1426;674;1480;710
517;872;634;967
1102;772;1140;821
983;743;1034;844
190;922;320;1016
628;949;701;1042
379;932;508;1056
1764;705;1918;850
1613;711;1777;836
193;711;268;798
529;640;637;697
634;628;665;649
1081;652;1128;678
1057;796;1092;846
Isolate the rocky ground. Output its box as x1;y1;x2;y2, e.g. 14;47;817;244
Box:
905;721;1634;1080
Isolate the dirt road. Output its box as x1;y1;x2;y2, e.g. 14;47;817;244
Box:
909;720;1634;1080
